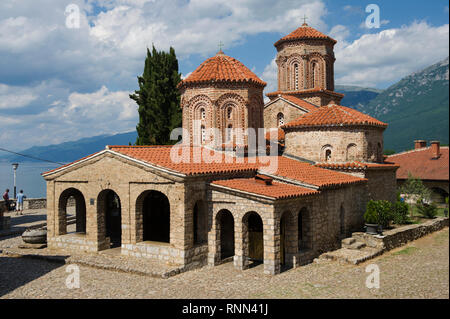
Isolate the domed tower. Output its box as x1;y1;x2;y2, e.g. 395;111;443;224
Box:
178;50;266;147
266;23;343;106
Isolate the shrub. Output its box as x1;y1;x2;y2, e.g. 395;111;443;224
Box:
364;200;393;227
393;200;409;224
416;202;438;219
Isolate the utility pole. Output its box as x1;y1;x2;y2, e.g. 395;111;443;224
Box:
12;163;18;199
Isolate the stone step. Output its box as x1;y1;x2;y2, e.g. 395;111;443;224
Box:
341;237;356;246
318;246;384;265
347;242;366;250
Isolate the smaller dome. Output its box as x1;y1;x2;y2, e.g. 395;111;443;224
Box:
274;24;337;47
179;51;267;88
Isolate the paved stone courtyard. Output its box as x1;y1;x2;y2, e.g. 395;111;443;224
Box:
0;218;448;298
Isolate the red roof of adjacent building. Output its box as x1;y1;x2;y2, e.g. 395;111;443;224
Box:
265;128;285;142
178;51;266;88
211;177;319;200
266;88;344;99
274;23;337;47
386;146;449;181
282;104;387;129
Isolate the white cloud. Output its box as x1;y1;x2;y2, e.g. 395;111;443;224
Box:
335;21;449;87
0;84;37;109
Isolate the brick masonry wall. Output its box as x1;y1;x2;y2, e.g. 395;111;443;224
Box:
264;99;308;130
284;127;384;163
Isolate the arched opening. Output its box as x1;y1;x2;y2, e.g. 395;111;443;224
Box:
226;124;233;143
139;190;170;243
58;188;86;235
430;187;449;204
217;209;234;260
227;106;233;120
340;204;345;237
277;112;284;127
193;200;207;245
294;63;299;90
244;212;263;264
325;149;332;162
97;189;121;248
298;207;312;251
312;62;317;88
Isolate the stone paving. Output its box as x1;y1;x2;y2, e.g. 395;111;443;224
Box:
0;227;448;299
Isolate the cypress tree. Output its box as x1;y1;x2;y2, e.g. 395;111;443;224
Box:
130;45;182;145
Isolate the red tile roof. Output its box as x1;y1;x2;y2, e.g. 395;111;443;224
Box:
266;88;344;99
315;161;399;170
42;146;367;189
178;51;266;88
260;156;367;189
212;177;319;200
386;147;449;181
265;128;285;142
274;23;337;47
282;104;387;129
279;94;319;113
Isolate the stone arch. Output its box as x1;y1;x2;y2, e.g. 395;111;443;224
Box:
187;94;213;144
242;211;264;264
136;190;170;243
280;210;298;266
193;200;207;245
346;143;358;161
216;209;235;260
309;54;325;88
287;55;303;90
97;189;122;248
216;93;246;144
298;207;312;250
58;187;86;235
321;144;333;162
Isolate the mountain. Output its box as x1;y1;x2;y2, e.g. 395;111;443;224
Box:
0;131;138;164
363;57;449;152
336;85;383;112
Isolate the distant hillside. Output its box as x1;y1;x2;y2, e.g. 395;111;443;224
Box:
364;57;449;152
0;131;138;163
336;85;382;111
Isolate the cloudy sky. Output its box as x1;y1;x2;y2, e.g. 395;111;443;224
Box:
0;0;448;151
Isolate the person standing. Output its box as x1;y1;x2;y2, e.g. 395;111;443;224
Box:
16;190;26;215
3;189;10;211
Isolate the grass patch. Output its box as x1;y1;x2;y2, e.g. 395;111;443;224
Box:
392;246;418;256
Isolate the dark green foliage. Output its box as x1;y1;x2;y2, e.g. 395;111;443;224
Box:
364;200;393;227
399;173;432;204
393;200;409;224
383;149;396;156
130;45;182;145
416;202;438;219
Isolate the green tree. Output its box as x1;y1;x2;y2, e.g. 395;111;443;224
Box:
130;45;182;145
399;173;431;217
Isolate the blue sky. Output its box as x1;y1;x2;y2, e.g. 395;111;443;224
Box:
0;0;448;151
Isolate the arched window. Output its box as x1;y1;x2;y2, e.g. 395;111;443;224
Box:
201;125;206;143
277;113;284;127
200;108;206;120
227;107;233;120
294;63;299;90
312;62;317;88
325;149;332;162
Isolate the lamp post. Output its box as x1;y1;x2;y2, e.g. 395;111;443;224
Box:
12;163;18;200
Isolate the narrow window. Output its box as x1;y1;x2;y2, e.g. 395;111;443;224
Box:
325;149;331;162
200;108;206;120
227;107;232;120
294;63;299;90
277;113;284;127
312;62;316;88
201;125;206;143
226;124;233;142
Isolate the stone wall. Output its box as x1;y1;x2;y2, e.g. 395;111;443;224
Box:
284;127;384;163
352;217;449;251
264;98;307;130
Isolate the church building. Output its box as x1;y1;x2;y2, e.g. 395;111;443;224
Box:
42;23;398;275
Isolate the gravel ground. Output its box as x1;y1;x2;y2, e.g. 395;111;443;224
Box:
0;228;448;299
